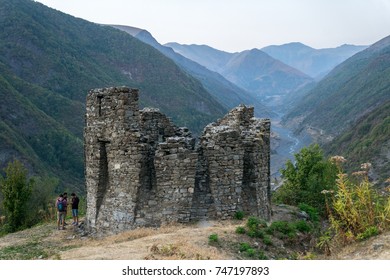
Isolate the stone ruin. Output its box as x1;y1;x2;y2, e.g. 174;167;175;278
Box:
84;87;271;234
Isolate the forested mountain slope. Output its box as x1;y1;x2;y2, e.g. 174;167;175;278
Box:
0;0;226;190
285;35;390;136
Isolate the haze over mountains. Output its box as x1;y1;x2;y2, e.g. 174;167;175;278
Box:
166;43;313;99
0;0;389;191
165;39;390;184
262;43;367;79
111;25;272;117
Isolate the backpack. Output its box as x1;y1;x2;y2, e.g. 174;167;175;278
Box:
57;199;64;212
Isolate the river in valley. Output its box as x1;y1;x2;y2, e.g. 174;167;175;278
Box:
267;112;313;183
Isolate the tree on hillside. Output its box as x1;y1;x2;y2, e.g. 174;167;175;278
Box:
273;144;338;214
0;160;33;232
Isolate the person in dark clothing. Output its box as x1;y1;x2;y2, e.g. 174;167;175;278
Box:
70;193;80;225
63;192;68;225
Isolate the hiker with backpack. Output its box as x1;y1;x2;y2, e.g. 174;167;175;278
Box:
63;192;68;225
56;194;67;230
70;192;79;226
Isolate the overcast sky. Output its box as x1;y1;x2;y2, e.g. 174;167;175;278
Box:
35;0;390;52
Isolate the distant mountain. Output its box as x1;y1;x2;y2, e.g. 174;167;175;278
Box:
165;43;232;73
262;43;367;79
221;49;312;96
284;35;390;137
112;25;272;117
166;43;313;99
324;101;390;184
0;0;226;190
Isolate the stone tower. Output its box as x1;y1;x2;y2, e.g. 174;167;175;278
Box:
84;87;271;235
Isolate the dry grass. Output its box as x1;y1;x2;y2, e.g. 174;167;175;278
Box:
58;220;238;260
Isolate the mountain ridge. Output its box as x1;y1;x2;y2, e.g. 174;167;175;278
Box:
284;34;390;136
166;42;313;98
112;24;273;117
262;42;367;79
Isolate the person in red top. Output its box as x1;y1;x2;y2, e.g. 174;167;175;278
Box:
55;194;67;230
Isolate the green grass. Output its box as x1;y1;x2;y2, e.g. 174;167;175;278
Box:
0;242;48;260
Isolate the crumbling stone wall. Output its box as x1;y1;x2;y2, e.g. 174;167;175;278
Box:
85;87;271;235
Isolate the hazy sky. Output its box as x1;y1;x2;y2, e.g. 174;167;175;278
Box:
35;0;390;52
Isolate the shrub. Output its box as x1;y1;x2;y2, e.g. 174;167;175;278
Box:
239;242;251;252
273;144;338;215
235;226;246;234
257;250;268;260
208;233;219;245
245;216;267;239
262;235;273;246
266;221;297;239
245;248;256;257
246;216;267;231
298;203;319;223
247;229;264;239
0;160;33;232
356;226;379;241
294;220;312;233
234;211;245;220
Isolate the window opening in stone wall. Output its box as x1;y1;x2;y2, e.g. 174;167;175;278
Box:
158;127;165;143
96;140;110;217
97;95;103;117
242;150;257;213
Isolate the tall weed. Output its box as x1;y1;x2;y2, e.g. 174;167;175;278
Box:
324;172;389;244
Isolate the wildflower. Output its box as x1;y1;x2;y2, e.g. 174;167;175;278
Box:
360;162;372;170
352;171;368;177
330;156;347;164
321;190;334;194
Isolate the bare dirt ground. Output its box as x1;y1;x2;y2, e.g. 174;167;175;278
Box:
332;231;390;260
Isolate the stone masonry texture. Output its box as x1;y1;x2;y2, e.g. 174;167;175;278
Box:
84;87;271;235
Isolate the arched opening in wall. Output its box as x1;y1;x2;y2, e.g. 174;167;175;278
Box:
96;140;110;218
241;150;257;214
